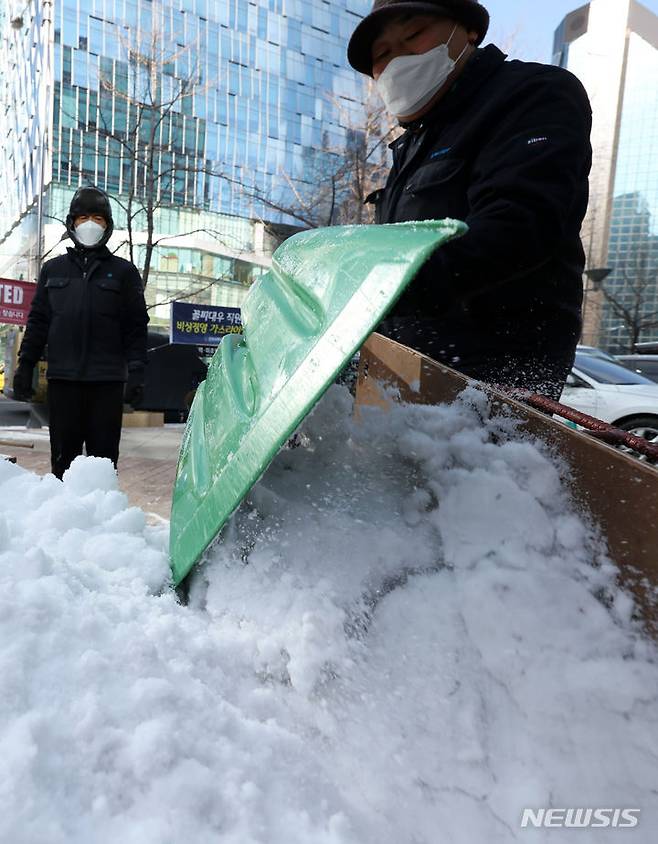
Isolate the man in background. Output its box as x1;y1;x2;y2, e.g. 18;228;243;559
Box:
13;186;148;478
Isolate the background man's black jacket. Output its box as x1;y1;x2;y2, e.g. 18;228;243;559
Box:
372;45;592;381
19;246;148;381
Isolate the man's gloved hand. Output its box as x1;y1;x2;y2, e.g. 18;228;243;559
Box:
124;364;145;408
12;360;35;402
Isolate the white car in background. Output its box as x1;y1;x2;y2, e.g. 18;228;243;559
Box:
575;344;619;363
560;353;658;445
616;354;658;383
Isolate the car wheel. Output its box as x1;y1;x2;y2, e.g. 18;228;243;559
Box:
616;416;658;461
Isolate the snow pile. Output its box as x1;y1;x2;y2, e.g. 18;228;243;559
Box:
1;386;657;843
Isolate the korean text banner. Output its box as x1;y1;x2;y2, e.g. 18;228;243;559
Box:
170;301;242;345
0;279;37;326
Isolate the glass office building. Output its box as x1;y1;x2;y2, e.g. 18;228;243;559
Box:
0;0;52;283
0;0;370;321
554;0;658;351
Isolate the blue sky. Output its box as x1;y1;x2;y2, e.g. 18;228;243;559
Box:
486;0;658;61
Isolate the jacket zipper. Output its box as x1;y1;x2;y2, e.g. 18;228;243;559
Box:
79;252;103;379
386;128;431;220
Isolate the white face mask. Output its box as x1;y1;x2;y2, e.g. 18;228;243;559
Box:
375;25;468;119
75;219;105;247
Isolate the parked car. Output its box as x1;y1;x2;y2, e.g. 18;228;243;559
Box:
560;353;658;447
615;355;658;384
634;342;658;354
576;344;620;363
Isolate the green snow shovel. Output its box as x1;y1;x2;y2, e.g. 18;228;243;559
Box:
169;219;467;585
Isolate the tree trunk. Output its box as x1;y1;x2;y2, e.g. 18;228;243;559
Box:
142;106;158;289
126;189;135;267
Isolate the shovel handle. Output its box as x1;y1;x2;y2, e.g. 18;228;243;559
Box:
515;393;658;463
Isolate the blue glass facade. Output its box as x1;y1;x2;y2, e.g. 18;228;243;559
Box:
50;0;369;222
554;1;658;351
1;0;370;319
604;32;658;351
0;0;52;277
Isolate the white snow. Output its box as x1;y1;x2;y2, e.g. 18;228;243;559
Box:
0;386;657;843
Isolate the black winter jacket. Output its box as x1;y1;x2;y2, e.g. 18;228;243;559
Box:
372;45;592;391
19;246;148;381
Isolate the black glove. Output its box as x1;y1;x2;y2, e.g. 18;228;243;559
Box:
12;360;35;402
124;365;145;408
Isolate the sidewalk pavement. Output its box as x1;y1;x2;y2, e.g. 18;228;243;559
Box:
0;425;184;522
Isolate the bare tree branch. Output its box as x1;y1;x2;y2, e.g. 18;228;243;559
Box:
229;79;396;233
88;24;223;287
601;249;658;351
147;271;237;310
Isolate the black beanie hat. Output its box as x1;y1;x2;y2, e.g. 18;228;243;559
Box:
348;0;490;76
66;186;114;250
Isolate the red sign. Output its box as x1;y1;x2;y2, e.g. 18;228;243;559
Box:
0;279;37;326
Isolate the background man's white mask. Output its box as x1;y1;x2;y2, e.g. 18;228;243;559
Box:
75;220;105;247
